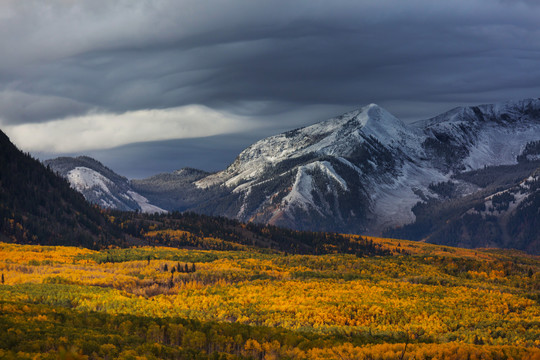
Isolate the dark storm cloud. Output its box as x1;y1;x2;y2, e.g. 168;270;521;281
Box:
0;91;92;124
2;0;540;174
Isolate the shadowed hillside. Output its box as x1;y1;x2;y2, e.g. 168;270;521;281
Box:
0;130;122;248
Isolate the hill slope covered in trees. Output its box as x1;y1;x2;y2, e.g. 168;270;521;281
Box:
0;130;122;248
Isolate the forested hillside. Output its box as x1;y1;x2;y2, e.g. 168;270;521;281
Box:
107;210;393;256
0;130;122;248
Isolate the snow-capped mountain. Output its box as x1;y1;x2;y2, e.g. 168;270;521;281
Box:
191;104;434;232
46;98;540;252
189;99;540;236
45;156;166;214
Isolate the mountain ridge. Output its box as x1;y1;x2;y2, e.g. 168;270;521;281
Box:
45;98;540;252
45;156;166;214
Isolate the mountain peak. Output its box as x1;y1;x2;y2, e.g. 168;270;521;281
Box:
364;102;383;113
196;103;419;191
355;103;407;131
297;102;409;147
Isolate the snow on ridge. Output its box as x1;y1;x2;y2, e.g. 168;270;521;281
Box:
337;157;364;175
281;167;317;213
67;167;113;195
195;173;227;189
66;166;165;213
196;104;409;189
279;161;349;216
413;98;540;129
311;161;348;191
235;187;252;218
298;107;363;138
463;123;540;170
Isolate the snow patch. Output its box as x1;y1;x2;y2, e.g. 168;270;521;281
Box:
67;167;113;194
282;167;317;212
463;124;540;170
279;160;349;215
371;162;449;230
236;187;252;218
127;191;167;214
310;161;348;191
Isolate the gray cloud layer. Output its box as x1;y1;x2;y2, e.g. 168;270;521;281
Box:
1;0;540;176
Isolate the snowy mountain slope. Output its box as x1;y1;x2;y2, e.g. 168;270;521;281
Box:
191;104;440;232
415;99;540;171
196;104;422;189
45;156;166;213
387;160;540;253
188;98;540;237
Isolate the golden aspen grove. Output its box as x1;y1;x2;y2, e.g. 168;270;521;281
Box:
0;233;539;360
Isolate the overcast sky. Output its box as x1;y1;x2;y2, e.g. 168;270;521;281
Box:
1;0;540;178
